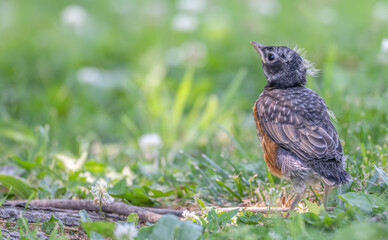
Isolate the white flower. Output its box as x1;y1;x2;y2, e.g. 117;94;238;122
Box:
79;171;96;183
77;67;102;85
172;13;199;32
138;133;163;160
230;216;238;226
378;38;388;64
381;38;388;53
61;5;88;29
296;203;308;213
90;179;114;205
177;0;206;13
114;223;138;240
77;67;127;88
56;151;88;171
182;210;200;222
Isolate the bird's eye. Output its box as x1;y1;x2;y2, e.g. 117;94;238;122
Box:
268;53;275;61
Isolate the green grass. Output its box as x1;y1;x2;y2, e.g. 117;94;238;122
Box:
0;0;387;239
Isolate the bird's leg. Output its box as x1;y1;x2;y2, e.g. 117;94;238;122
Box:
285;178;306;217
323;183;333;210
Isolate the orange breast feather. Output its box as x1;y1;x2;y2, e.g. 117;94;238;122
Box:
253;103;282;177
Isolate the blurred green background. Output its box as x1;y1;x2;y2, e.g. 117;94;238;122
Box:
1;0;387;156
0;0;387;238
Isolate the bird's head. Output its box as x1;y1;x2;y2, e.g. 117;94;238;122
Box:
251;41;316;89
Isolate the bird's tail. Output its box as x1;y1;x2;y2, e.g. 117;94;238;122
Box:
309;157;352;186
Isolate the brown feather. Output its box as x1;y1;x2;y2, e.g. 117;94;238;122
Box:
253;103;282;177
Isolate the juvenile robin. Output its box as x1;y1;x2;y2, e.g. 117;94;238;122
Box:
250;41;352;213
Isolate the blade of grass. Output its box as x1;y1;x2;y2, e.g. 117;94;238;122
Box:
201;154;229;179
215;179;242;202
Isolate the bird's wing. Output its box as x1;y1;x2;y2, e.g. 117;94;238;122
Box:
256;88;343;162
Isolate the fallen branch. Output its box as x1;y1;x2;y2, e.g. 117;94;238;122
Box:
7;200;161;224
4;199;333;226
215;206;334;213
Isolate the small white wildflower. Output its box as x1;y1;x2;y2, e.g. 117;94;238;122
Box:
182;210;200;222
294;47;320;77
79;171;96;183
61;5;88;29
114;223;138;240
56;151;87;171
171;13;199;32
77;67;102;85
378;38;388;64
138;133;163;160
381;38;388;53
230;216;238;226
90;179;114;205
296;203;309;213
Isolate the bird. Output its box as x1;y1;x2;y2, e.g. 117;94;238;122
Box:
250;41;352;214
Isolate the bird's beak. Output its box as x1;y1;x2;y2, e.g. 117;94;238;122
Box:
250;41;266;64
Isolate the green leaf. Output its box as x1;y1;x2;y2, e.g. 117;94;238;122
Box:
108;178;127;195
24;192;35;212
172;69;193;129
109;186;154;206
232;175;244;197
150;188;174;197
207;208;239;231
215;179;242;202
127;213;139;225
0;175;34;199
196;198;206;209
79;210;104;240
48;226;58;240
150;215;202;240
237;210;264;225
339;192;387;213
374;164;388;186
79;210;92;222
10;156;36;170
85;161;107;174
138;225;154;239
304;199;325;215
81;221;116;238
42;215;64;235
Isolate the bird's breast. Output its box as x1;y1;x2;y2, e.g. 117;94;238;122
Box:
253;101;282;177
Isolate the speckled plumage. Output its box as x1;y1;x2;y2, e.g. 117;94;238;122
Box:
250;41;352;212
